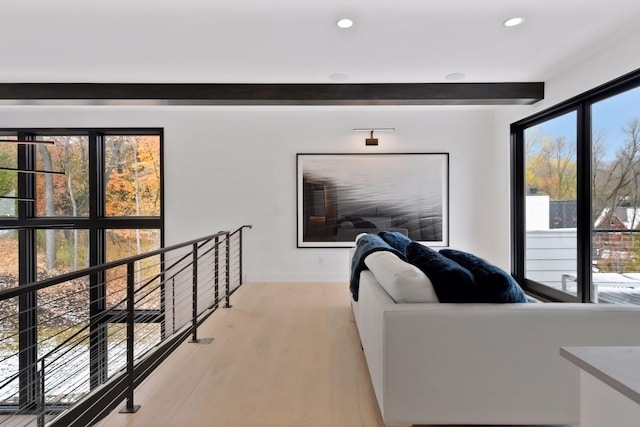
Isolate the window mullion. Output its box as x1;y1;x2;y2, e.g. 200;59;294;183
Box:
511;124;526;284
89;132;108;387
16;132;39;409
576;103;594;303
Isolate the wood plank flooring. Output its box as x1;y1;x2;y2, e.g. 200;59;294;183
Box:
97;283;385;427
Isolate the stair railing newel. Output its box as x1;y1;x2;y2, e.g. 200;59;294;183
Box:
189;242;200;344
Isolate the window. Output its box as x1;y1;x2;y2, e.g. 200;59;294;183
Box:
105;135;161;217
0;128;163;405
591;85;640;303
35;136;90;217
512;69;640;304
523;112;578;298
0;136;18;219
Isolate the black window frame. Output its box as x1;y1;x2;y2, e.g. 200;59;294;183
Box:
0;127;164;407
511;68;640;302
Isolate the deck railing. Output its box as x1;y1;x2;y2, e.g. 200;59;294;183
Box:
0;225;251;426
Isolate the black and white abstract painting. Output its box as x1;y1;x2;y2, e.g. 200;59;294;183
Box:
297;153;449;248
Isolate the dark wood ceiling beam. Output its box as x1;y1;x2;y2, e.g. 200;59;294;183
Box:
0;82;543;105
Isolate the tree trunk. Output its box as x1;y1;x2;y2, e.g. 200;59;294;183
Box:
104;136;124;190
66;142;79;271
38;145;56;270
133;141;142;286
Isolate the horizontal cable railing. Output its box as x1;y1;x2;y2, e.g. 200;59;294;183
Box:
0;225;251;427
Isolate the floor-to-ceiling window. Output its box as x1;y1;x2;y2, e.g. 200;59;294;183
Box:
512;69;640;304
0;128;163;406
523;111;579;299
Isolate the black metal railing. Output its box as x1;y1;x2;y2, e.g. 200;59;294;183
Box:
0;225;251;426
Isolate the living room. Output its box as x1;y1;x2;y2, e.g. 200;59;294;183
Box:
1;1;640;426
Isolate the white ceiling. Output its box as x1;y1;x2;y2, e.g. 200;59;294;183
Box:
1;0;640;84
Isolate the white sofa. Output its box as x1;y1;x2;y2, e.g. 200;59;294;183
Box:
352;258;640;426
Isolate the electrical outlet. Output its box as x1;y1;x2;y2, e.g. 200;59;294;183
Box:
319;256;325;265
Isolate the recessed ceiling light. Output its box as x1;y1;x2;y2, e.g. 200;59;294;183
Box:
445;72;466;81
337;18;354;29
329;73;349;81
503;17;524;27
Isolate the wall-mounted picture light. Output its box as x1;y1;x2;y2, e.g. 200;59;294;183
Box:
352;128;395;146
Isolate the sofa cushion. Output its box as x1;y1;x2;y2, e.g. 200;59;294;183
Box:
405;242;478;302
439;249;528;303
364;251;439;303
378;230;413;254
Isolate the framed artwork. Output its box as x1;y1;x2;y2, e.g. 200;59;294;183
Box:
296;153;449;248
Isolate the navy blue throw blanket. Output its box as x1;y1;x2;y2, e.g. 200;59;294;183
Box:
350;234;405;301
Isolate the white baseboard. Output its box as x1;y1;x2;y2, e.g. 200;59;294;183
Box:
244;273;348;283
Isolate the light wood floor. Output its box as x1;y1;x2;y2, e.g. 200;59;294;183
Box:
97;282;385;427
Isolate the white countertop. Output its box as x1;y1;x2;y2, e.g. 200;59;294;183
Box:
560;346;640;405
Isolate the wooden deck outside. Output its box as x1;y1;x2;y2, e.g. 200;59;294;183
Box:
598;289;640;304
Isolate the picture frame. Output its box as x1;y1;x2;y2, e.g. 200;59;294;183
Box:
296;153;449;248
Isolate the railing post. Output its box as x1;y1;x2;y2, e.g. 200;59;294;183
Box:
189;243;200;343
225;232;232;308
171;277;176;334
239;227;244;287
37;359;45;427
119;262;140;414
214;236;219;308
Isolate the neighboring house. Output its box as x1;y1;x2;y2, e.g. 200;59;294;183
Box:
594;207;640;230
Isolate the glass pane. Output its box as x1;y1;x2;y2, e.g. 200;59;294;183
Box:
0;296;18;404
0;138;18;218
591;85;640;304
37;276;90;403
36;136;90;217
105;135;161;217
0;231;19;288
107;323;161;377
37;229;90;279
105;229;161;310
524;111;578;296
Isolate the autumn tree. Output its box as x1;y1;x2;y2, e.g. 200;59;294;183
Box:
35;136;90;272
527;119;640;217
38;144;57;268
105;136;160;217
526;133;577;200
5;135;160;275
104;136;161;285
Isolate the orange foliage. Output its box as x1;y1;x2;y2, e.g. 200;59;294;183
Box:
105;136;160;217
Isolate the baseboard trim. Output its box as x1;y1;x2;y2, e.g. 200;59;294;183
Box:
245;273;347;283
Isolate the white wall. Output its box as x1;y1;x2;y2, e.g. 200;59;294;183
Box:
0;105;499;282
